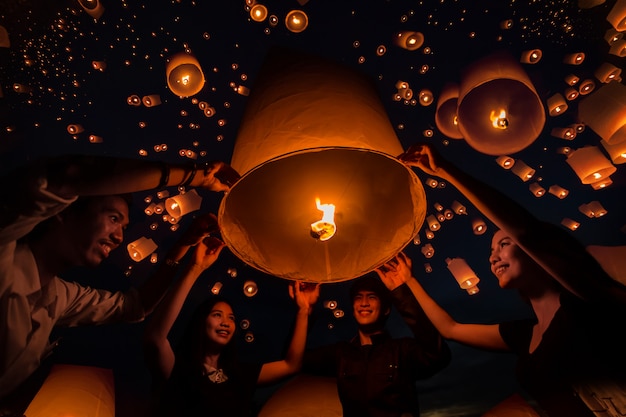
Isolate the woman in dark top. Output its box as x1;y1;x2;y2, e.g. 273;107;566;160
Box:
378;143;626;417
143;223;319;417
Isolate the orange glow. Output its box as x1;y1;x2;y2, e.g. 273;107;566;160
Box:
310;198;336;241
285;10;308;33
490;109;508;129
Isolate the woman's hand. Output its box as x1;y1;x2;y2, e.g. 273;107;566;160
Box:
198;161;241;192
398;143;448;178
289;281;320;314
191;236;226;271
375;252;414;291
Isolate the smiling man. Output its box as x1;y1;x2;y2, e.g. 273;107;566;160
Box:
0;154;239;415
301;274;451;417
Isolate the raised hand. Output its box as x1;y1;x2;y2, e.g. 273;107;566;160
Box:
375;252;413;291
199;161;241;192
289;281;321;313
398;143;448;178
191;236;226;271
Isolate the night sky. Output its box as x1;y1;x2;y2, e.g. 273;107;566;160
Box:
1;0;626;416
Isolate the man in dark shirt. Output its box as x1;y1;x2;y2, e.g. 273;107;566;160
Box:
302;274;451;417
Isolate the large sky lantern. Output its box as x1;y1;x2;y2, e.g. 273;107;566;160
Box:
456;51;546;156
218;48;427;283
578;81;626;145
165;52;205;98
435;82;463;139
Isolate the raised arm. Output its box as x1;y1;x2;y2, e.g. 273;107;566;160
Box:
43;154;240;198
399;143;626;305
377;252;508;352
257;282;320;385
142;235;225;385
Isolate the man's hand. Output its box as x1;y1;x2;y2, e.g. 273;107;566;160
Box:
375;252;414;291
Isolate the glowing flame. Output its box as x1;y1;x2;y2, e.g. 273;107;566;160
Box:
181;75;190;85
310;198;336;241
490;109;509;129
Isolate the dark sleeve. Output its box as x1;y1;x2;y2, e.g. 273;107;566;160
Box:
301;343;339;377
498;319;535;355
391;284;451;375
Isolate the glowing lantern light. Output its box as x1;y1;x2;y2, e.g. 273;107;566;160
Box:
529;182;545;197
548;185;569;199
78;0;105;20
605;28;623;44
218;48;426;283
310;198;337;241
456;51;545;155
250;4;268;22
88;134;103;143
578;79;596;95
500;19;514;29
92;60;106;71
590;177;613;190
451;200;467;215
607;0;626;31
127;95;141;106
211;282;223;295
471;218;487;235
127;236;158;262
446;257;480;290
426;214;441;231
67;124;84;135
565;146;617;184
609;39;626;57
496;155;515;169
600;138;626;164
565;74;580;86
394;31;424;51
421;243;435;258
435;83;463;139
418;89;434;106
564;87;579;101
511;159;535;182
594;62;622;83
551;126;576;140
563;52;585;65
166;52;205;98
165;189;203;218
578;81;626;145
285;10;308;33
520;49;542;64
142;94;162;107
243;280;258;297
546;93;568;116
23;364;114;417
561;218;580;230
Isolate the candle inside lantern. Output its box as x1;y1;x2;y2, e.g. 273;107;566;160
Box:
446;257;480;290
310;198;336;241
490;109;509;129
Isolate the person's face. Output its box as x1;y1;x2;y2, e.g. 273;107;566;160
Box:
204;301;236;348
489;230;526;289
64;196;129;267
352;290;383;327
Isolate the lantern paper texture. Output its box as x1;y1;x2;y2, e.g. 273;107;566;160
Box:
219;48;427;283
446;257;480;289
24;364;114;417
578;81;626;144
258;374;341;417
435;83;463;139
565;146;617;184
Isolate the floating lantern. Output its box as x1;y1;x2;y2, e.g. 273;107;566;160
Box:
511;159;535;182
424;263;433;273
551;126;576;140
529;182;545;197
421;243;435;258
471;218;487;235
600;139;626;164
564;74;580;86
446;257;480;290
166;52;205;98
23;364;114;417
127;95;141;106
579;81;626;144
564;87;579;101
243;280;258;297
546;93;568;116
394;31;424;51
466;285;480;295
165;189;203;218
451;200;467;215
563;52;585;65
426;214;441;231
211;282;223;295
250;4;268;22
500;19;513;29
565;146;617;184
578;79;596;95
88;134;103;143
92;60;106;71
127;236;158;262
456;51;545;155
607;0;626;31
418;89;434;106
67;124;84;135
548;185;569;199
594;62;622;83
218;48;426;283
142;94;162;107
520;49;542;64
285;10;308;33
78;0;105;20
609;39;626;57
590;177;613;189
435;83;463;139
496;155;515;169
561;218;580;231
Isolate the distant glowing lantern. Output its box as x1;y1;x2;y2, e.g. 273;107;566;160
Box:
581;200;608;218
495;155;515;169
578;79;596;95
426;214;441;231
564;87;579;101
425;177;439;188
561;218;580;230
166;52;205;98
546;93;568;116
218;48;426;283
607;0;626;31
594;62;622;83
600;139;626;164
590;177;613;189
243;280;258;297
13;83;32;94
456;51;545;155
127;95;141;106
548;185;569;199
511;159;535;182
564;74;580;86
92;60;106;71
250;4;268;22
446;257;480;290
418;89;434;106
142;94;162;107
23;364;114;417
451;200;467;215
563;52;585;65
211;282;223;294
500;19;514;29
78;0;105;20
88;134;103;143
421;243;435;258
127;236;158;262
285;10;308;33
566;146;617;184
551;126;576;140
324;300;337;309
466;285;480;295
605;28;623;45
578;81;626;144
165;189;203;218
609;39;626;57
67;124;84;135
529;182;545;197
520;49;542;64
435;83;463;139
471;218;487;235
394;31;424;51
